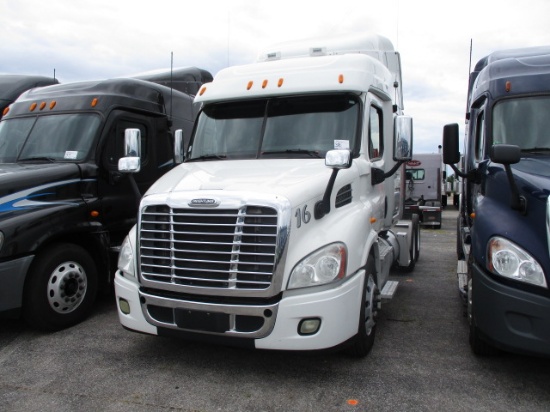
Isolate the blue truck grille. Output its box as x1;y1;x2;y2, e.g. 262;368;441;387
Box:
139;205;279;290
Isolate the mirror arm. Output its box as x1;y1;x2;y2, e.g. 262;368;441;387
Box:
314;168;340;220
503;164;527;214
384;159;406;178
448;163;468;179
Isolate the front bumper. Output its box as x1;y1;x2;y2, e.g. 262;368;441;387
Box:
0;255;34;314
115;269;364;351
473;263;550;356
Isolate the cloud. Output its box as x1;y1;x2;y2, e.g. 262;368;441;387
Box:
2;0;550;153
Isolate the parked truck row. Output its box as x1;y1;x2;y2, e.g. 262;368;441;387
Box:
4;35;548;360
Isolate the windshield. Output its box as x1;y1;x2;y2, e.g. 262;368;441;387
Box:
188;94;359;160
493;96;550;152
0;114;101;163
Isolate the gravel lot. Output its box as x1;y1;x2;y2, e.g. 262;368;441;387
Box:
1;208;550;411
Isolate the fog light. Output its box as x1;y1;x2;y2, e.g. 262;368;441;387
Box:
119;298;131;315
298;318;321;335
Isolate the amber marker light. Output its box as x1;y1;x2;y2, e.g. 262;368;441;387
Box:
39;102;46;110
29;102;37;112
199;86;206;96
91;98;98;107
470;212;476;219
278;78;284;87
2;107;9;116
262;79;268;89
370;217;377;224
49;101;56;110
90;210;100;218
505;81;512;92
338;74;344;84
247;81;254;90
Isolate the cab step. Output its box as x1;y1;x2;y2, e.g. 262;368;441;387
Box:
380;280;399;300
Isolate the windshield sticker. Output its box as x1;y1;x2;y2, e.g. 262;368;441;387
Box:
64;151;78;159
334;140;349;150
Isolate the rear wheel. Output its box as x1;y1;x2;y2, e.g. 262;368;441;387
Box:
23;243;98;331
347;257;378;357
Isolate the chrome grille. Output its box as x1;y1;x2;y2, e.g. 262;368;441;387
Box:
139;205;279;290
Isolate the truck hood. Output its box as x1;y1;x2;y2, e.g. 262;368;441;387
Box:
0;163;82;212
146;159;335;204
514;155;550;193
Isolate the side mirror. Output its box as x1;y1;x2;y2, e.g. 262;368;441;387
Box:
394;115;413;161
442;123;460;165
118;128;141;173
174;129;185;164
325;149;351;169
490;144;520;165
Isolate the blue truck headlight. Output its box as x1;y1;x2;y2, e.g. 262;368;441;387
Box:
118;233;136;278
288;243;347;289
487;237;547;288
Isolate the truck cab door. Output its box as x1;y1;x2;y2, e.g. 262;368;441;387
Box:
98;111;172;246
466;102;488;224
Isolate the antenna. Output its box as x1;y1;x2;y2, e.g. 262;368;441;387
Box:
465;39;473;121
170;51;173;121
53;68;56;81
468;39;473;76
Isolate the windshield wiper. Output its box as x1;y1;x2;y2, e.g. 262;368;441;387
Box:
18;156;56;163
261;149;322;158
187;154;227;162
522;148;550;154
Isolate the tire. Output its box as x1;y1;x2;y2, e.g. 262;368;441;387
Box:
346;257;378;357
457;216;465;260
413;213;420;262
467;275;498;356
23;243;98;331
403;214;420;272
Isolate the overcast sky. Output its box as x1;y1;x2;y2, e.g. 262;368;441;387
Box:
2;0;550;153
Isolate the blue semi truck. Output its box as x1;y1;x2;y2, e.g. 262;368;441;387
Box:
443;46;550;356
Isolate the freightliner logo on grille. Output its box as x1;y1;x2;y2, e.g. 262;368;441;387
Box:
189;198;220;207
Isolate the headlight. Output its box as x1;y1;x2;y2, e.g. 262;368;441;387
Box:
118;233;136;278
288;243;347;289
487;237;547;288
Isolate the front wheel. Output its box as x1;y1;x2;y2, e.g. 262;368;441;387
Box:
346;258;378;357
23;243;98;331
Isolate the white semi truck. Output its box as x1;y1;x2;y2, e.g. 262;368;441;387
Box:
404;153;444;228
114;33;420;357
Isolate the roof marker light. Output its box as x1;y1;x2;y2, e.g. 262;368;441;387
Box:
278;78;284;87
199;86;206;96
39;102;46;110
2;107;9;116
91;98;98;107
29;103;37;112
49;101;56;110
247;81;253;90
338;74;344;84
262;79;268;89
506;81;512;92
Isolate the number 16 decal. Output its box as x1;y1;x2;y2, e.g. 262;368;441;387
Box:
295;205;311;228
